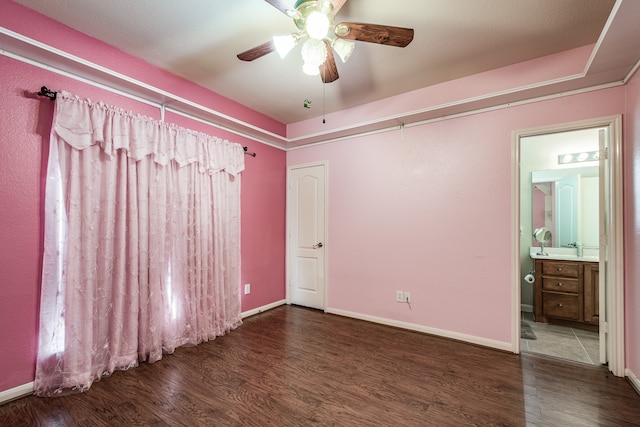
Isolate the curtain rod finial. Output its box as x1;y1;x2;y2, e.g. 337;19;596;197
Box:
38;86;57;100
243;146;256;157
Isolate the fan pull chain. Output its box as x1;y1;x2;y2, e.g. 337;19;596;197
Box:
322;83;326;124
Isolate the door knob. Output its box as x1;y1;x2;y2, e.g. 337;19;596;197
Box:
312;242;323;249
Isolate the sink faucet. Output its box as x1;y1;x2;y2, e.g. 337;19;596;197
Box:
568;241;584;257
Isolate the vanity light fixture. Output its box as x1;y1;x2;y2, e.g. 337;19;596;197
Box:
557;150;599;165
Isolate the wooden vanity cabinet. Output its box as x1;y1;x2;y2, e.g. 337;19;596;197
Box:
534;259;599;330
583;263;600;324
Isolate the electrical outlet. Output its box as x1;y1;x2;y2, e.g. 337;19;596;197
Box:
404;291;411;303
396;290;404;302
244;283;251;295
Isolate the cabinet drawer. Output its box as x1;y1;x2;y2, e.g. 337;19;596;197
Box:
541;261;579;278
543;292;579;320
542;277;579;293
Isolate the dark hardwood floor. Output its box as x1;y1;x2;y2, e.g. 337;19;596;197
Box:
2;305;639;426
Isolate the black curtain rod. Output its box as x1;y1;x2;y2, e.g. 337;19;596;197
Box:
37;86;57;100
37;86;256;157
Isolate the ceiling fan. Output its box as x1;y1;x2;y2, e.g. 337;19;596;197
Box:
237;0;414;83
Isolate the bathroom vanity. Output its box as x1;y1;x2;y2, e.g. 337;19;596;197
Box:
531;249;599;331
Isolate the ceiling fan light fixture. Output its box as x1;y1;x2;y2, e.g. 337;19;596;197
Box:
273;33;298;59
334;23;351;38
306;10;330;39
301;38;327;68
239;0;416;83
332;38;355;63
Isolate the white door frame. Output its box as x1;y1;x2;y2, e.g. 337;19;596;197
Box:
286;161;329;310
511;115;625;377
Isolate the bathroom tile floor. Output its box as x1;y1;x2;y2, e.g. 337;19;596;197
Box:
520;312;600;365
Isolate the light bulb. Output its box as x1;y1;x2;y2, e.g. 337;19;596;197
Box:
301;38;327;68
303;62;320;75
332;38;355;63
273;34;297;59
306;11;330;39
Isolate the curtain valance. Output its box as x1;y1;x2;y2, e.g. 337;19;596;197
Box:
53;91;245;176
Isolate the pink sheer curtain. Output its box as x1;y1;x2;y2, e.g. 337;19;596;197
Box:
35;91;244;396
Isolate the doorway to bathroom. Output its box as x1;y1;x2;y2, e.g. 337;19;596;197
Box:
512;116;624;377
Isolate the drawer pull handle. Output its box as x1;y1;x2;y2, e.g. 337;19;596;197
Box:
557;283;563;287
557;303;564;307
557;268;562;271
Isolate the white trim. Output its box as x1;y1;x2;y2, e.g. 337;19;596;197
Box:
2;26;636;150
285;82;624;150
626;369;640;396
287;125;402;151
0;382;34;404
512;115;625;376
0;27;288;148
327;308;512;352
583;0;622;73
241;299;287;319
167;108;284;151
521;304;533;313
511;126;522;354
607;115;626;377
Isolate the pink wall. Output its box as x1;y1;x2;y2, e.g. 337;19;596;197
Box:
624;66;640;378
0;3;286;393
287;87;626;345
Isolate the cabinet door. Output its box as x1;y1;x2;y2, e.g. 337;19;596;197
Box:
541;261;579;278
543;292;580;320
583;263;599;324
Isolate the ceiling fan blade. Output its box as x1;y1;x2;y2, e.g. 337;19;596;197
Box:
263;0;296;15
320;40;339;83
237;41;275;61
335;22;414;47
330;0;348;16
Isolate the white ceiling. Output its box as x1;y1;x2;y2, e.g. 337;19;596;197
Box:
12;0;620;126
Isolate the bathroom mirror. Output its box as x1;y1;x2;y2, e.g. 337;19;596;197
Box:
531;166;599;248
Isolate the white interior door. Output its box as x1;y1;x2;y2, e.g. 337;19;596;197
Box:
598;128;608;364
287;163;326;310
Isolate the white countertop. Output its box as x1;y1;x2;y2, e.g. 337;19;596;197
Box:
530;247;599;262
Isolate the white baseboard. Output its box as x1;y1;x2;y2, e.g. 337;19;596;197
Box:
521;304;533;313
626;368;640;396
241;299;286;319
7;303;628;403
0;382;33;405
326;307;512;352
